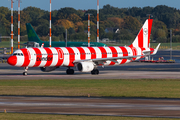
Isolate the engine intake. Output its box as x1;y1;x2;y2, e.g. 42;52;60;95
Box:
77;62;94;72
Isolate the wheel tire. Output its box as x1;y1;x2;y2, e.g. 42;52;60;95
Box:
91;69;99;75
23;72;27;76
95;69;99;75
66;69;74;75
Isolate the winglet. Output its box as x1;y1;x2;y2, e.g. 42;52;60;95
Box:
152;43;161;55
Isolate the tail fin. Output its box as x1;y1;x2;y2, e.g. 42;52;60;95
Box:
26;23;42;43
129;19;153;48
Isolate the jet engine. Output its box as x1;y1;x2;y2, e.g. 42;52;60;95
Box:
77;62;94;72
40;67;58;72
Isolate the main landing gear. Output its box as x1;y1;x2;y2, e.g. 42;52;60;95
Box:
91;69;99;75
66;68;74;75
23;67;28;76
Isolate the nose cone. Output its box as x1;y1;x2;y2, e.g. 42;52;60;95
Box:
7;56;17;66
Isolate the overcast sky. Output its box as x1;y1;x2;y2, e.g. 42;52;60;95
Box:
1;0;180;11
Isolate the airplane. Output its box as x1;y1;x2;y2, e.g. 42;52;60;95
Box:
7;19;160;76
26;23;107;47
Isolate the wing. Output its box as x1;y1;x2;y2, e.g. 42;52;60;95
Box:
73;55;145;65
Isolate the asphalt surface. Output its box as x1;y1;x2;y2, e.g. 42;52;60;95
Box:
1;96;180;118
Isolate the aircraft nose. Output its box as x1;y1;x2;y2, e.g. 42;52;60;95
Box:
7;56;17;66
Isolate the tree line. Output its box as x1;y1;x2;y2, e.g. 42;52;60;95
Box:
0;4;180;43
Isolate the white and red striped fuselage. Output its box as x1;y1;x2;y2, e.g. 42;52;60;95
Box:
7;19;159;75
8;46;154;68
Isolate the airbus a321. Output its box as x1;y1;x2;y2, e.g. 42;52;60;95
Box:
7;19;160;75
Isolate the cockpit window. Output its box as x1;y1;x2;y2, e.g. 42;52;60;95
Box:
13;53;23;56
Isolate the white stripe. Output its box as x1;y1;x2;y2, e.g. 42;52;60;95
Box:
72;47;80;60
50;48;58;66
143;20;149;48
61;48;69;66
39;48;47;67
93;47;101;59
104;47;112;66
16;50;24;67
27;48;36;67
114;47;123;65
82;47;91;59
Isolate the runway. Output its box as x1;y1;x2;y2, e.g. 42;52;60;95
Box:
0;96;180;118
1;62;180;79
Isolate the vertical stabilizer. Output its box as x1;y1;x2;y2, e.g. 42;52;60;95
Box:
129;19;153;48
26;23;42;43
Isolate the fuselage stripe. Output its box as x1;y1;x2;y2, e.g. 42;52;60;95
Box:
21;48;31;67
33;48;42;67
98;47;107;58
109;47;118;65
66;47;75;67
77;47;86;60
44;48;53;67
88;47;96;59
120;47;128;64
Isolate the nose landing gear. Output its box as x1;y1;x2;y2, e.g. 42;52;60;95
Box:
23;67;28;76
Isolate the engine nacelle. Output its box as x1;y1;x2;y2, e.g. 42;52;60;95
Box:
77;62;94;72
40;67;57;72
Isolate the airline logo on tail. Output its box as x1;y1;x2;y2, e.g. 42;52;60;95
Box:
8;19;160;75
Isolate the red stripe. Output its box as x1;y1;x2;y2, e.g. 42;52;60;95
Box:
109;47;117;65
44;48;53;67
21;48;31;67
138;29;143;48
98;47;107;58
77;47;86;60
129;46;138;61
150;48;154;54
120;47;128;64
33;48;42;67
148;19;153;48
66;47;75;67
55;47;64;67
88;47;96;59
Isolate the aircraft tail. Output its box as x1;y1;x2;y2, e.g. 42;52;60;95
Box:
129;19;153;48
26;23;42;43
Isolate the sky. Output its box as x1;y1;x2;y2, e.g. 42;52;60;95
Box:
1;0;180;11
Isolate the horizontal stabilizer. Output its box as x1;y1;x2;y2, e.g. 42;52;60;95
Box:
152;43;161;55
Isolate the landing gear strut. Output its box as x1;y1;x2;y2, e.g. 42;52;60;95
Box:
23;67;28;76
66;68;74;75
91;69;99;75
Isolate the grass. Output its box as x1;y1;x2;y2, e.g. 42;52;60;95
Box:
0;113;177;120
0;79;180;98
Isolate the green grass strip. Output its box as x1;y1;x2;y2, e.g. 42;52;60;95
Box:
0;113;177;120
0;79;180;98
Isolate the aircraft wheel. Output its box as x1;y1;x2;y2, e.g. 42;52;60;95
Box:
23;72;27;76
66;69;74;75
91;69;99;75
